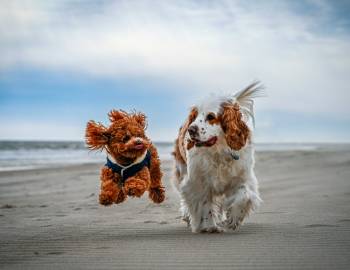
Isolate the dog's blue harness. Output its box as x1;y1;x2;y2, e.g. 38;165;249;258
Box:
105;150;151;185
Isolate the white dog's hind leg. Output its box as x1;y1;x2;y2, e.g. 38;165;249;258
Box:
223;185;261;230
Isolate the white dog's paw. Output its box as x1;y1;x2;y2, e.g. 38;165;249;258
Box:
220;217;243;231
198;212;223;233
182;215;190;227
200;226;224;233
221;206;249;230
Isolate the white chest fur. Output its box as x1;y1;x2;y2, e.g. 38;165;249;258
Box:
186;143;254;194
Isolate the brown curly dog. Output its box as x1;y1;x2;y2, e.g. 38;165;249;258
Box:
85;110;165;205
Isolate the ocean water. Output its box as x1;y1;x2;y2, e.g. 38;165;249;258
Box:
0;141;174;172
0;141;337;172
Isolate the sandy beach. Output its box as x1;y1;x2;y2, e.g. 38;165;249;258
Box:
1;146;350;270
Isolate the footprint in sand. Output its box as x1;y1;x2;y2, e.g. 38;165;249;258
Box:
144;220;157;224
303;224;339;228
144;220;168;225
337;219;350;223
1;204;16;209
46;251;64;255
86;193;95;198
159;221;168;225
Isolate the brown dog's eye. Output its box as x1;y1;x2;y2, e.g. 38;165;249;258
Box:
206;113;215;121
122;135;130;143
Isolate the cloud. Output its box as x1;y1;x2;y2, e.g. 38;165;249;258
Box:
1;1;350;122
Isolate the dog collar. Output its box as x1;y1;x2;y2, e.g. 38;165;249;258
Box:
105;150;151;185
231;152;240;160
224;149;239;160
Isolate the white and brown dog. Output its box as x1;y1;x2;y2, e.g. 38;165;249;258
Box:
173;82;263;233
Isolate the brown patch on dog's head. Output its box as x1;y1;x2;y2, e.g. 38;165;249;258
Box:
205;112;220;125
220;102;250;151
173;107;198;164
187;107;198;124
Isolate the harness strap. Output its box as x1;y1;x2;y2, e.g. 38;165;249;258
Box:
105;150;151;185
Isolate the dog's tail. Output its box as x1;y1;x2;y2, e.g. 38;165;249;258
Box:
234;81;265;127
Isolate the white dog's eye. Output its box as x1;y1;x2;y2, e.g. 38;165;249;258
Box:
206;113;215;121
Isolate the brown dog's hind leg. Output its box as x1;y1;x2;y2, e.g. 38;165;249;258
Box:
148;144;165;203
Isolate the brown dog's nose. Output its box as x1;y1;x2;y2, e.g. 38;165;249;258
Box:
188;125;199;138
135;139;143;145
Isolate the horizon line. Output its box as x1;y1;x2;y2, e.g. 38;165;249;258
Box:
0;139;350;144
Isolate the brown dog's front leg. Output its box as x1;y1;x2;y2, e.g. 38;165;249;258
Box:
148;144;165;203
99;167;126;205
123;167;150;197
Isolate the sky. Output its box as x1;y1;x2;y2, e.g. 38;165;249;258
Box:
0;0;349;142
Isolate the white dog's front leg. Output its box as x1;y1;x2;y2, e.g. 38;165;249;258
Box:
200;200;222;233
180;177;205;233
179;198;190;226
181;186;222;232
223;184;261;230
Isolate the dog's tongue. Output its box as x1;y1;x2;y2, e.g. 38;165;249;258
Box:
195;136;217;147
134;144;144;150
205;137;217;146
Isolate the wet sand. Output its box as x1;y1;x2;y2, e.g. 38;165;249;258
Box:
1;147;350;269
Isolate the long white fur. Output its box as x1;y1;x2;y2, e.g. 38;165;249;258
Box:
233;81;264;126
173;83;263;233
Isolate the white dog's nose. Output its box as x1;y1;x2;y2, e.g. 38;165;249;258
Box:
188;125;199;138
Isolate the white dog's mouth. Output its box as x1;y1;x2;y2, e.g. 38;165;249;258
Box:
194;136;218;147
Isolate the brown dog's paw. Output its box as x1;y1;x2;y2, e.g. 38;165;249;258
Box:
149;187;165;203
115;189;127;204
123;178;148;197
99;192;114;206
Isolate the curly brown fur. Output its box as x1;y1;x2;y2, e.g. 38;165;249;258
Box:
148;144;165;203
123;166;151;197
86;121;110;151
99;167;126;205
85;110;165;206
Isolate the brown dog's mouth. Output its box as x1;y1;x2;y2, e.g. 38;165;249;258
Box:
194;136;218;147
133;144;145;150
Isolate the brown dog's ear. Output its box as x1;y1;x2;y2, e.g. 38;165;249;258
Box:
108;110;127;122
132;112;147;129
220;103;250;151
85;121;110;150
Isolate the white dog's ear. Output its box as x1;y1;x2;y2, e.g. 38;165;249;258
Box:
220;103;250;151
